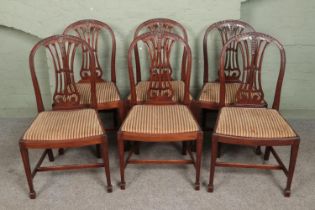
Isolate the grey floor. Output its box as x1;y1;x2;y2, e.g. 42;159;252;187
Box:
0;115;314;210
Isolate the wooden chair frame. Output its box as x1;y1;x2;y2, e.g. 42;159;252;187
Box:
20;35;112;199
130;18;191;154
208;32;300;197
118;32;203;190
198;20;255;126
63;19;124;129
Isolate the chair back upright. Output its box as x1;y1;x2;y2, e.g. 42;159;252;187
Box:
128;31;192;106
29;35;97;112
219;32;286;110
63;19;116;83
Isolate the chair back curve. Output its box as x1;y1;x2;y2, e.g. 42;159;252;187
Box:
219;32;286;110
29;35;97;112
128;31;192;106
63;19;116;83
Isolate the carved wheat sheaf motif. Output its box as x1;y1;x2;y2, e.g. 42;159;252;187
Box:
73;24;103;80
235;36;270;105
144;33;175;102
218;24;247;82
45;39;81;107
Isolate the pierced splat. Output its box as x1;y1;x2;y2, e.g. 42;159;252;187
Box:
219;32;286;108
203;20;255;83
45;39;81;109
128;32;192;105
64;20;117;83
74;24;102;80
218;24;246;82
29;35;97;111
134;18;188;83
144;33;175;103
235;36;270;106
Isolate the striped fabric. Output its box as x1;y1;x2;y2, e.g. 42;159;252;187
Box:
23;109;104;141
121;105;199;134
76;82;120;105
198;82;240;104
215;107;297;138
128;81;191;102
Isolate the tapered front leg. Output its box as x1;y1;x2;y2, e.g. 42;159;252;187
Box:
264;146;272;161
19;142;36;199
117;133;126;190
47;149;54;162
195;133;203;190
101;139;112;192
284;141;300;197
208;136;218;192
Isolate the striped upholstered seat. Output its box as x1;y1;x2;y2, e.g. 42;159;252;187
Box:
121;105;199;134
215;107;297;138
128;81;192;103
76;82;120;105
23;109;104;141
198;82;240;105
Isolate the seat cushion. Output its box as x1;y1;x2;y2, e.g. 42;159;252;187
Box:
198;82;240;105
76;82;120;105
121;105;199;134
215;107;297;138
128;81;191;102
22;109;104;141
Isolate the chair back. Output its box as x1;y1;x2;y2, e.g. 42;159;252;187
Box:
63;19;116;83
219;32;286;110
134;18;188;82
203;20;255;83
128;31;192;106
29;35;97;112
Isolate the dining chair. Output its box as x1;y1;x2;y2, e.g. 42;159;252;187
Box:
118;31;203;190
197;20;255;126
208;32;300;197
63;19;124;129
130;18;192;155
130;18;189;104
20;35;112;199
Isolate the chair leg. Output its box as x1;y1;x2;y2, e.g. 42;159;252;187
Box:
118;101;126;126
58;148;65;155
255;146;262;155
47;149;54;162
264;146;272;161
113;109;118;128
208;136;218;192
19;143;36;199
182;142;187;155
118;134;126;190
195;134;203;190
134;142;140;155
201;109;206;129
96;144;101;158
217;142;222;158
284;141;300;197
101;140;112;192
